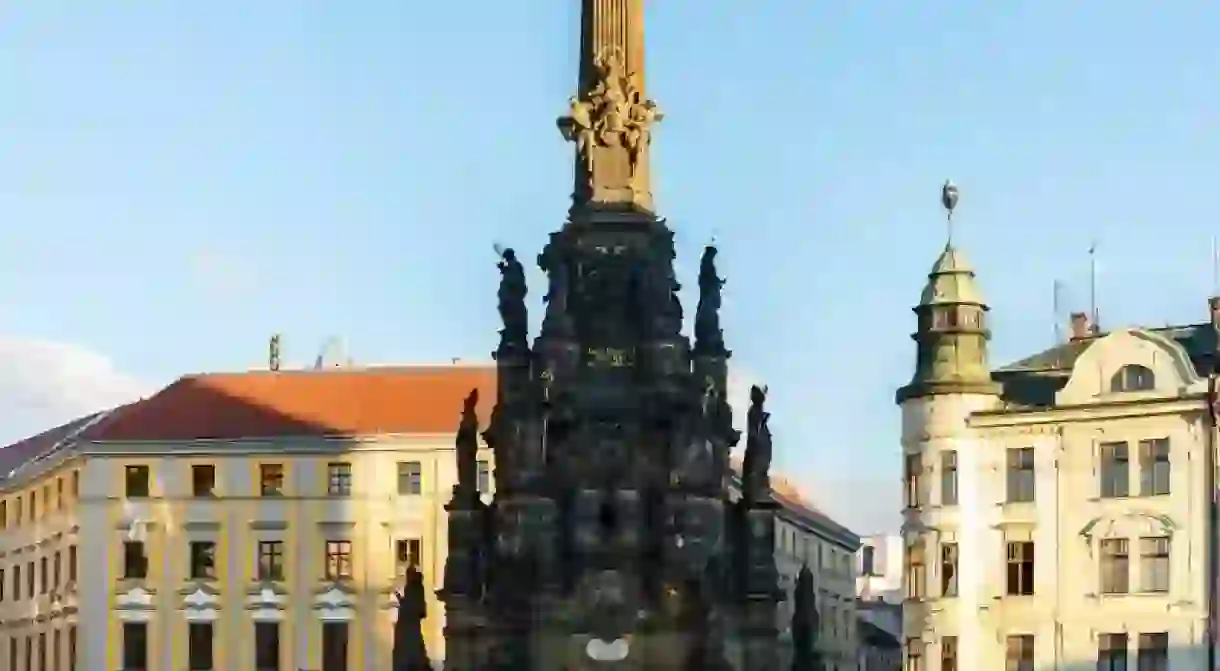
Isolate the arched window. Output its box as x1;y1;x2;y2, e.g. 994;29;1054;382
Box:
1110;364;1156;392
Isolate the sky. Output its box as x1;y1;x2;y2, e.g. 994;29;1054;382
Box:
1;2;1219;536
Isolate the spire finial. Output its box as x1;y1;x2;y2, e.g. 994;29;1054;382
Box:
941;179;959;246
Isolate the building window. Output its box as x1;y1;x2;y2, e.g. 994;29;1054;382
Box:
52;629;59;671
940;451;958;506
254;622;280;671
122;622;147;671
259;464;284;496
258;541;285;581
7;638;13;671
1139;536;1170;593
1;500;6;528
56;478;63;509
37;632;44;671
904;454;922;508
71;471;79;497
12;564;19;600
477;459;490;494
1097;633;1128;671
1139;439;1170;496
192;465;216;497
1100;538;1129;594
397;461;422;495
189;541;217;580
327;463;353;496
123;541;148;580
38;557;46;594
905;539;925;600
325;540;353;580
1137;632;1168;671
68;626;76;671
188;622;213;671
1099;442;1130;498
0;567;5;601
52;551;60;591
1005;448;1035;503
1111;364;1155;392
1005;540;1035;596
397;539;423;573
322;621;349;671
861;545;876;576
24;636;30;671
125;465;150;498
13;498;20;526
940;636;957;671
29;491;36;521
940;543;958;597
68;545;76;582
1004;635;1034;671
905;638;923;671
27;561;34;596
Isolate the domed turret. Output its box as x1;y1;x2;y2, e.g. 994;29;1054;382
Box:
896;190;1000;403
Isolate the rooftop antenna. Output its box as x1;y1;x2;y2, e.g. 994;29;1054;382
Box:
1052;280;1064;343
1089;239;1100;333
941;180;959;245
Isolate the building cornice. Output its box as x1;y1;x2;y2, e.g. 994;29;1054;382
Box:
970;393;1207;428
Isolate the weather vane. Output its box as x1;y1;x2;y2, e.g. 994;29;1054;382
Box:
941;179;959;245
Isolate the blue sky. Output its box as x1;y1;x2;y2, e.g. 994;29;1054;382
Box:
1;2;1219;534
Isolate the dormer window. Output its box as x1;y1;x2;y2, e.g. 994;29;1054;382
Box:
1111;365;1155;393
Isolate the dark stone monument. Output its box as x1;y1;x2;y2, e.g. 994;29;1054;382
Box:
394;565;432;671
790;566;822;671
440;1;782;668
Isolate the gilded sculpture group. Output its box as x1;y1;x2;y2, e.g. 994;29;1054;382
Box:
560;47;663;189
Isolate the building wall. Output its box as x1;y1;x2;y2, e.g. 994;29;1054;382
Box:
902;328;1213;669
0;459;84;671
71;435;490;671
774;511;860;671
856;534;902;603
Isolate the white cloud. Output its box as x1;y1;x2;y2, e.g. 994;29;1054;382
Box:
0;338;151;444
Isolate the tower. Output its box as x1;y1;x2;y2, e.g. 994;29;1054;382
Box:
895;183;1000;668
440;2;781;669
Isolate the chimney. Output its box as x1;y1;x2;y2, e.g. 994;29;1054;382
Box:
269;334;281;372
1210;297;1220;329
1069;312;1092;340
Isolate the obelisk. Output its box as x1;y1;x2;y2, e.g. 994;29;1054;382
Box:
558;0;662;216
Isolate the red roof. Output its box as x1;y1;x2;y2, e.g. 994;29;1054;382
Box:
89;365;497;442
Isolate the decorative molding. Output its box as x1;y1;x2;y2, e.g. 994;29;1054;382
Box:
182;521;221;532
1079;511;1177;544
250;520;289;531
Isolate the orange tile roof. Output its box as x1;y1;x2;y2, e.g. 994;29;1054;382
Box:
90;365;497;442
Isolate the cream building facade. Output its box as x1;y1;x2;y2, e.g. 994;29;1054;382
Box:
897;235;1220;670
857;533;903;604
0;364;496;671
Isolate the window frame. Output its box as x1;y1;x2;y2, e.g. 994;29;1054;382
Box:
327;462;353;496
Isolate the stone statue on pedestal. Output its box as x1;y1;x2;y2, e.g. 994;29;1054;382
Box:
791;565;822;671
742;384;773;503
497;248;529;348
455;389;480;502
393;565;431;671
